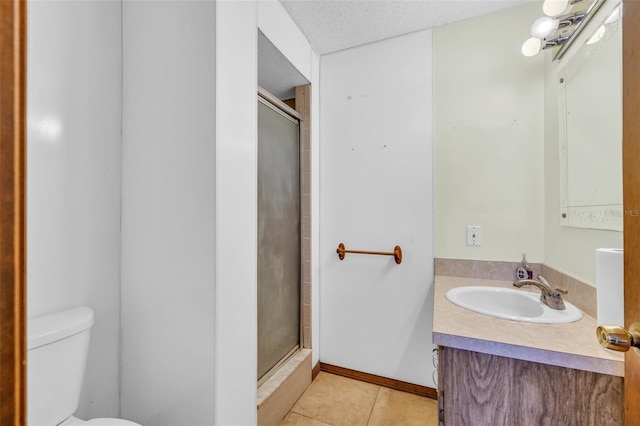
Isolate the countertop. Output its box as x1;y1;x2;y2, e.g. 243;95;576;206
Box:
432;275;624;377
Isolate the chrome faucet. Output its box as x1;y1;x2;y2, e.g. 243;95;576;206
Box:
513;274;568;310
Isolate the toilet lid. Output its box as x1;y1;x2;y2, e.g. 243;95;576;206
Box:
85;419;141;426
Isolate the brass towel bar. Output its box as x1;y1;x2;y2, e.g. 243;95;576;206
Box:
336;243;402;265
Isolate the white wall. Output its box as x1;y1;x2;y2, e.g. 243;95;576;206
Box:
320;30;435;387
27;1;122;418
121;1;319;424
121;2;217;425
214;2;257;424
433;2;545;264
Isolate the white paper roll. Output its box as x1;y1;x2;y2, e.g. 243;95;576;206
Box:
596;248;624;326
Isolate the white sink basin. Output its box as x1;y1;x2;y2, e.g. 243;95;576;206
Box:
445;286;583;324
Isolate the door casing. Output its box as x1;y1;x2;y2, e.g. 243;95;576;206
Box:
623;0;640;418
0;0;27;425
2;2;640;424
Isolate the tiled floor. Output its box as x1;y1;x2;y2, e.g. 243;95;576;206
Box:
280;372;439;426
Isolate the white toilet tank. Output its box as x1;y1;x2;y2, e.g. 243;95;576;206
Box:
28;307;94;426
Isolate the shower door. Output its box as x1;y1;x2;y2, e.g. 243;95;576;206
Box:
257;96;301;383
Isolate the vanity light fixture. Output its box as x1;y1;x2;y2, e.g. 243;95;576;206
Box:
543;0;586;17
543;0;568;17
522;10;586;57
531;12;587;38
522;37;544;56
531;16;559;38
522;35;570;57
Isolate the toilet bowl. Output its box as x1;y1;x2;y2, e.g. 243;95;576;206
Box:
60;415;141;425
27;307;142;426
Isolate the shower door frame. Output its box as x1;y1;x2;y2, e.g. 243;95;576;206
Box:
256;87;306;386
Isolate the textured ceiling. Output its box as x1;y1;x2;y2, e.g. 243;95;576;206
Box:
280;0;538;55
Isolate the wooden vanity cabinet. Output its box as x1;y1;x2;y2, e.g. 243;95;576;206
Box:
437;346;623;425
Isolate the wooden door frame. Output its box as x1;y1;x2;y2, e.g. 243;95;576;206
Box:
1;0;639;424
623;0;640;420
0;0;27;425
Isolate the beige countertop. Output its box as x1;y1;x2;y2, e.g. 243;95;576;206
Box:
433;275;624;377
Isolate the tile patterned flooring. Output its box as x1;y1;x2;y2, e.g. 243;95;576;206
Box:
280;372;439;426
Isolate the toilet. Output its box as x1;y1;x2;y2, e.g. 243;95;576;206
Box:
28;307;141;426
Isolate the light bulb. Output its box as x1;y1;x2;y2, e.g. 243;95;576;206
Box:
522;37;543;57
543;0;569;17
586;25;606;45
531;16;559;38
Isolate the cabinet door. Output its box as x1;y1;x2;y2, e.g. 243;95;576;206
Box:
439;347;622;425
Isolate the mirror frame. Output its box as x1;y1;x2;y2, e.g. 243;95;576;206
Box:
554;0;605;60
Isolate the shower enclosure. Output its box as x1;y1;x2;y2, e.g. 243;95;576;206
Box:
257;93;301;384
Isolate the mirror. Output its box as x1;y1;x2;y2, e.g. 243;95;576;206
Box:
558;1;622;231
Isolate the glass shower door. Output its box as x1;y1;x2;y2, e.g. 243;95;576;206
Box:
257;97;301;383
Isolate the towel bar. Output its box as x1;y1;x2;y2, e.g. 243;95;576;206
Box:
336;243;402;264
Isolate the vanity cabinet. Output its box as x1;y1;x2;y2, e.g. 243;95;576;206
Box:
437;346;623;425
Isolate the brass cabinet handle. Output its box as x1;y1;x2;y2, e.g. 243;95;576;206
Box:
597;323;640;352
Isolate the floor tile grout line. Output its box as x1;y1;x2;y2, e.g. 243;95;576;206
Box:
366;385;382;426
286;410;334;426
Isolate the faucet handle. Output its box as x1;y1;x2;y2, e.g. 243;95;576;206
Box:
537;275;551;287
536;275;567;296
